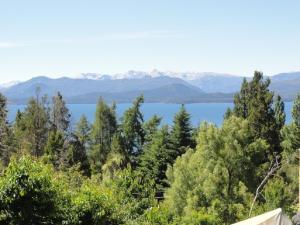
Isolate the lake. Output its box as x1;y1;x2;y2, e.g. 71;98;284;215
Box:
7;102;294;127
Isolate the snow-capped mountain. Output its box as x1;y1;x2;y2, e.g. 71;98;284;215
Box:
78;70;244;93
79;70;240;81
0;81;21;90
1;70;300;103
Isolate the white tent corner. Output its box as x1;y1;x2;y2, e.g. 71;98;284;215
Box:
231;208;292;225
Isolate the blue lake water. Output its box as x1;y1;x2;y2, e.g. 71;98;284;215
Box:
7;102;294;127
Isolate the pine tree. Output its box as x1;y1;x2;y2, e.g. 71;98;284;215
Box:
44;130;65;168
274;95;286;132
223;107;233;120
51;92;70;133
89;98;117;173
75;115;91;148
233;78;249;118
170;104;193;159
281;93;300;159
66;134;91;176
143;115;161;144
121;95;145;162
233;71;279;156
138;125;173;194
0;93;13;166
102;133;128;179
16;92;49;157
292;93;300;128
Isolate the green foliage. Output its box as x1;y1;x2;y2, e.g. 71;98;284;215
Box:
274;95;286;131
15;95;49;156
0;93;14;167
138;125;173;193
102;134;128;180
70;181;119;225
292;93;300;127
44;130;65;168
0;156;63;224
66;134;91;176
279;123;299;216
51;92;71;133
165;117;268;224
89;98;117;173
121;95;145;163
0;77;298;224
170;104;193;158
172;210;219;225
233;78;249;118
75;115;91;148
233;71;280;157
143;115;162;144
104;167;156;222
223;107;233;120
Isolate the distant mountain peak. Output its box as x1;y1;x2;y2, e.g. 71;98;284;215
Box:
0;80;21;89
78;70;240;81
80;73;112;80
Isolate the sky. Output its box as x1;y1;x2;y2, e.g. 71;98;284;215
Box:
0;0;300;83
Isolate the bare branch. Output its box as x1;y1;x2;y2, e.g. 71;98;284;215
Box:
248;159;281;217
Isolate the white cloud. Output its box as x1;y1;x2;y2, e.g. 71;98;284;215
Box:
0;31;183;48
0;42;26;48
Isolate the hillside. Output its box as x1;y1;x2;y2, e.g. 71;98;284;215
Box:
2;71;300;103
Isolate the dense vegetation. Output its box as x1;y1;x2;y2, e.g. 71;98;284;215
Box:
0;71;298;225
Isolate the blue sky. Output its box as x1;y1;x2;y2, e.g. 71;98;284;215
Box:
0;0;300;83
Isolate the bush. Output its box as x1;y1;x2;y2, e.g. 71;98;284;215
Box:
0;156;64;224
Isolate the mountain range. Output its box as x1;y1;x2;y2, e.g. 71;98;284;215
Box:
1;70;300;104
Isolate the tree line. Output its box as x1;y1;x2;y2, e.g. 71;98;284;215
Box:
0;71;298;225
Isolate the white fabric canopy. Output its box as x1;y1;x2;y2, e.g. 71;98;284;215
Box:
232;208;292;225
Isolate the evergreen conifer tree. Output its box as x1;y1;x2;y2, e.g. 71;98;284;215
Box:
121;95;145;163
17;91;49;156
89;98;117;173
102;133;128;179
292;94;300;128
233;71;279;156
75;115;91;148
0;93;13;166
44;130;65;168
169;104;193;159
51;92;70;133
66;134;91;176
138;125;173;194
233;77;249;118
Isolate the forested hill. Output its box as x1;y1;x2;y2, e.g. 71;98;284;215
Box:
0;71;298;224
1;71;300;104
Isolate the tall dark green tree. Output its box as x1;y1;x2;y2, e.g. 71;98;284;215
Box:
66;134;91;176
75;115;91;148
169;104;193;159
51;92;70;133
273;95;286;153
121;95;145;162
143;114;162;144
102;133;128;180
292;93;300;128
89;98;117;173
274;95;286;131
233;78;249;118
233;71;279;156
16;91;49;157
0;93;14;167
281;93;300;157
44;130;65;168
138;125;173;194
43;92;71;168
